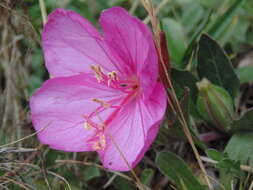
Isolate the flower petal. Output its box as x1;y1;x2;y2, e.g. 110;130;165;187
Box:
30;74;124;152
43;8;123;77
99;82;167;171
99;7;158;97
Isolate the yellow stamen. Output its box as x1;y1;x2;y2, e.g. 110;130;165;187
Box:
90;65;103;82
92;134;106;151
100;134;106;148
108;71;117;80
92;142;101;150
107;71;117;86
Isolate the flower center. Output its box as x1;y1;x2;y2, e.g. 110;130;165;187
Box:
83;65;140;151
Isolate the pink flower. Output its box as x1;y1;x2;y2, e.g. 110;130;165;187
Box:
30;7;167;171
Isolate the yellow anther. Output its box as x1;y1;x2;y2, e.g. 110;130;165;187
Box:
92;98;111;108
90;65;103;82
92;142;101;150
92;134;106;151
108;71;117;80
83;122;92;130
100;134;106;147
107;71;117;86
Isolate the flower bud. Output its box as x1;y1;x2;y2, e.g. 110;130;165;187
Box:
196;78;234;131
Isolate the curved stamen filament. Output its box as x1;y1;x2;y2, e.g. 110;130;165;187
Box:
92;98;111;108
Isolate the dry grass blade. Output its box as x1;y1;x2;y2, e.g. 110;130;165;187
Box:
55;160;133;182
129;0;140;14
0;121;52;148
249;180;253;190
0;176;32;190
0;147;37;153
143;0;170;24
39;0;47;24
47;171;72;190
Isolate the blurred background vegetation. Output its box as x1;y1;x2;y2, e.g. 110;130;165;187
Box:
0;0;253;189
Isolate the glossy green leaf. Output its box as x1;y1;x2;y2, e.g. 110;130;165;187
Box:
197;34;240;98
156;151;206;190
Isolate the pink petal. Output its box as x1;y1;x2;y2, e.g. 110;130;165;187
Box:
99;7;158;97
99;82;167;171
30;74;124;152
42;8;123;77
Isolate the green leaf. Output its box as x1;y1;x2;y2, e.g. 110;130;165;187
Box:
183;10;212;63
113;176;135;190
156;151;206;190
171;69;200;119
171;69;199;105
207;0;246;39
231;110;253;132
235;66;253;84
166;87;190;139
197;34;240;99
205;149;241;174
220;132;253;188
83;166;100;181
206;149;224;162
182;3;204;34
225;132;253;168
167;76;206;149
140;168;154;186
162;18;187;69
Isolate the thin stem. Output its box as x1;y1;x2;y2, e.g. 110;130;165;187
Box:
55;160;133;182
107;133;146;190
143;0;170;24
0;121;52;148
249;180;253;190
39;0;47;25
129;0;140;14
167;63;213;190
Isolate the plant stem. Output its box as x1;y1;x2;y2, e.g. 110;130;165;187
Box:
39;0;47;25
